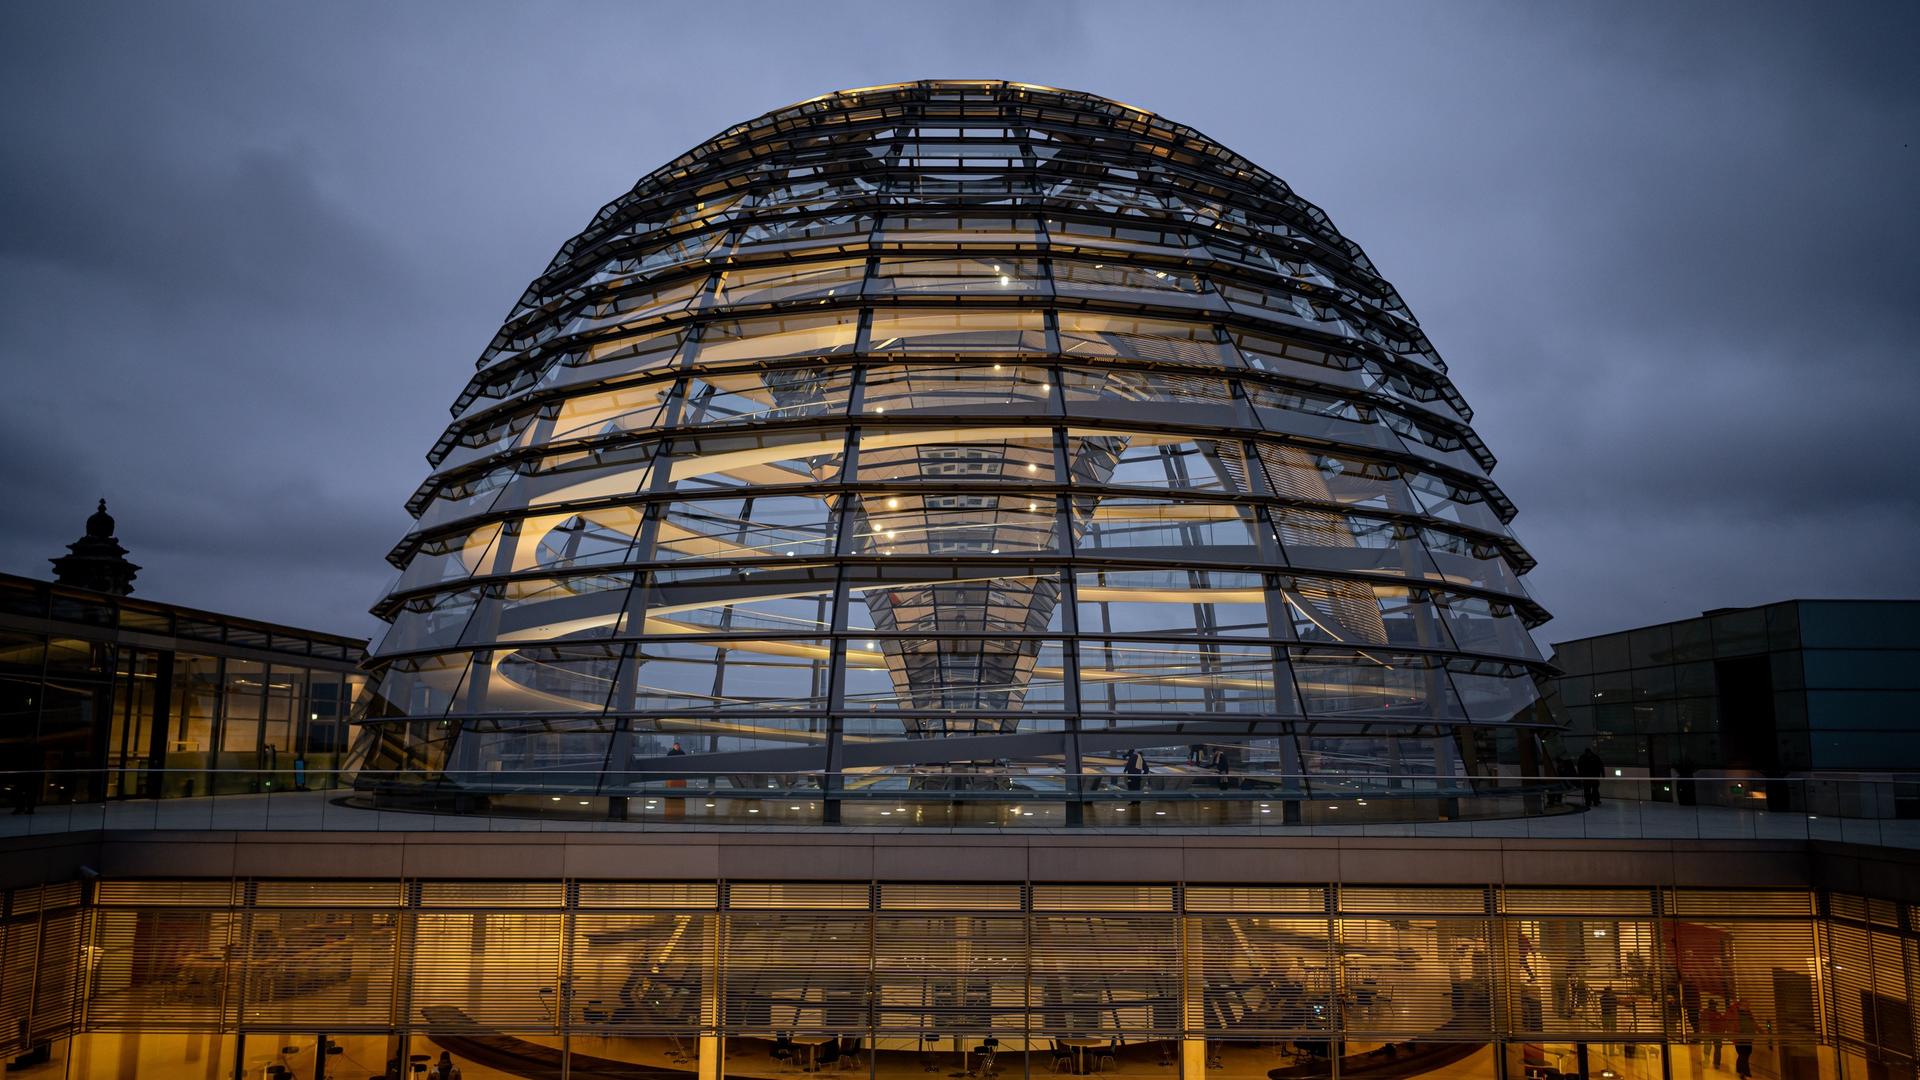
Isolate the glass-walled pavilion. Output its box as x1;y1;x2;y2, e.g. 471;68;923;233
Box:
0;571;368;805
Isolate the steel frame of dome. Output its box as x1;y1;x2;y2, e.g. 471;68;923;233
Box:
351;80;1555;823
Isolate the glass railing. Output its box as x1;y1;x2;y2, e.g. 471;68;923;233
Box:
0;769;1915;844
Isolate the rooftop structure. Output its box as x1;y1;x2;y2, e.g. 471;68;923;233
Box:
7;84;1913;1080
354;79;1554;826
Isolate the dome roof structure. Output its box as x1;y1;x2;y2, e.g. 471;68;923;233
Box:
352;81;1554;825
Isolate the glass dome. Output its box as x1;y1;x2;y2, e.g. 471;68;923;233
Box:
350;80;1555;824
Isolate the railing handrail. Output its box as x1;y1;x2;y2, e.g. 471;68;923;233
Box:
2;765;1915;847
9;768;1912;781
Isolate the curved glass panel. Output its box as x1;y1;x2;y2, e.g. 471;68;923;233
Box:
356;82;1553;812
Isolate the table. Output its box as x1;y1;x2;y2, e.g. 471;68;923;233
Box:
1587;982;1645;1032
792;1036;833;1072
1060;1038;1109;1075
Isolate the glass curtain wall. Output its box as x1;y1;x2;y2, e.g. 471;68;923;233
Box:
6;881;1901;1080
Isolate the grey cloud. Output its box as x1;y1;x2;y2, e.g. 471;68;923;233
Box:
1;0;1914;648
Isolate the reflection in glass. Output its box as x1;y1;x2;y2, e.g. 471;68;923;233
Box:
651;494;839;561
863;364;1052;416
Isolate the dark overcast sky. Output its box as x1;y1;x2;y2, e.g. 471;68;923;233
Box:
2;1;1915;649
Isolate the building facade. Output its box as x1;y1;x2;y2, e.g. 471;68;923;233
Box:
5;83;1917;1080
3;833;1917;1080
0;570;368;806
1546;601;1920;803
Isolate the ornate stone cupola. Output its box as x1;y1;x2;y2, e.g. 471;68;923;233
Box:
50;498;140;596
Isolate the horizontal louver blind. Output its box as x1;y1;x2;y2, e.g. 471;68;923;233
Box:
1340;887;1487;915
1906;939;1920;1062
87;908;238;1028
10;882;84;917
1185;887;1325;914
879;884;1024;911
1504;917;1662;1037
1827;921;1874;1048
1670;890;1816;917
578;882;718;909
29;908;84;1044
1031;886;1173;912
873;915;1026;1033
725;912;870;1032
729;883;870;910
236;910;398;1026
1830;895;1871;923
1866;898;1901;928
418;882;564;909
1187;915;1333;1036
570;912;713;1032
1339;916;1491;1038
95;881;236;907
254;881;403;907
1500;889;1653;916
0;918;36;1056
1030;914;1179;1034
1667;919;1822;1044
410;912;562;1031
1869;930;1911;1054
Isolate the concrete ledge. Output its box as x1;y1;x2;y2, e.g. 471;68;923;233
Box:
1;828;1828;892
1808;840;1920;904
